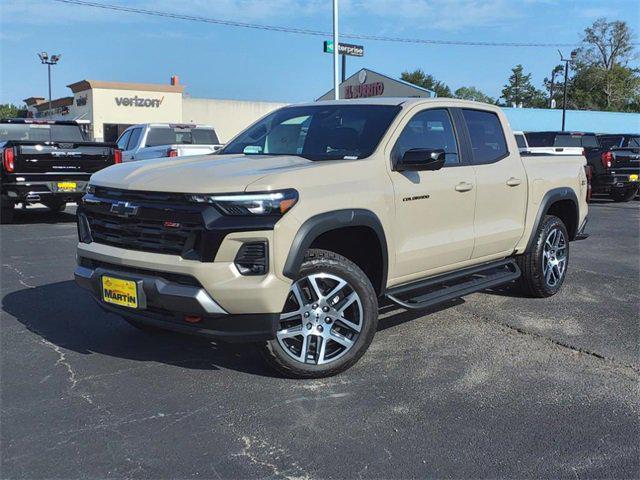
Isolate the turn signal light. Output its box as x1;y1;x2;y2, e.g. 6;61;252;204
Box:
601;151;613;169
114;149;122;164
167;148;178;158
2;148;15;173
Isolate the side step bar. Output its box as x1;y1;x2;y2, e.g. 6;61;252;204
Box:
385;259;521;311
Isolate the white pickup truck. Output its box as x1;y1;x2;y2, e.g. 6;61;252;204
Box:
116;123;223;162
514;131;584;156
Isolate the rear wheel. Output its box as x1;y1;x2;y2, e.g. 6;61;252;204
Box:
610;186;638;202
261;249;378;379
516;215;569;298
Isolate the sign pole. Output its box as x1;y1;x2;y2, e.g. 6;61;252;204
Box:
341;54;346;83
333;0;339;100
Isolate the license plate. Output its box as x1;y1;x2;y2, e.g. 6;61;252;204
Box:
102;276;138;308
630;174;639;182
57;181;77;192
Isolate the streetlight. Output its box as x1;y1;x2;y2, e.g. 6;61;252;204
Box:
38;51;62;114
332;0;339;100
558;49;577;131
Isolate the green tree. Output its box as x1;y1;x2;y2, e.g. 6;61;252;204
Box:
453;86;495;104
569;18;639;111
400;69;452;97
0;104;26;119
501;65;547;108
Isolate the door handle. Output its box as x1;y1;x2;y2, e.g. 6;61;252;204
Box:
455;182;474;192
506;177;522;187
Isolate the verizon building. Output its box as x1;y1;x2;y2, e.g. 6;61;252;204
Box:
24;78;287;143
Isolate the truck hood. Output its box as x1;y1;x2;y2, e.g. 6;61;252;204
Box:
90;154;315;193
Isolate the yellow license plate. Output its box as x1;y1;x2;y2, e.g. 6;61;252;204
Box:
57;181;77;192
630;174;639;182
102;276;138;308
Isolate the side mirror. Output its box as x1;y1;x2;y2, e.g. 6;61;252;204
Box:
396;148;446;172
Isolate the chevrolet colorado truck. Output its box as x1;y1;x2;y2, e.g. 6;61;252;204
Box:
117;123;222;162
1;119;121;223
74;98;588;378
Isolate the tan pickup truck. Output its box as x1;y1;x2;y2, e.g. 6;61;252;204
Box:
75;98;589;378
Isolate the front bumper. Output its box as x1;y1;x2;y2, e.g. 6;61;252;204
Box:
74;264;279;342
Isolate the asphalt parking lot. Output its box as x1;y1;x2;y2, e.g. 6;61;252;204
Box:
1;200;638;479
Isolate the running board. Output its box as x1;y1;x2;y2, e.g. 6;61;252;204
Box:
385;259;521;311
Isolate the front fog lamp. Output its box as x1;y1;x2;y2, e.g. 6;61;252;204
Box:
187;189;298;216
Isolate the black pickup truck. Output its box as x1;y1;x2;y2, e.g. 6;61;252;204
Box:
525;131;639;202
1;119;121;223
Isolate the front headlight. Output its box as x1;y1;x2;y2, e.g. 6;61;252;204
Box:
186;189;298;216
86;184;96;194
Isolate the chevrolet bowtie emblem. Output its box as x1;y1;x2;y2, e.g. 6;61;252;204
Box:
110;201;139;217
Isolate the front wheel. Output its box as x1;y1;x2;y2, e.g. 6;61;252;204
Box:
516;215;569;298
610;186;638;202
261;249;378;379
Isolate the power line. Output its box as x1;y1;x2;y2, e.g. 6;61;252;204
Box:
52;0;602;48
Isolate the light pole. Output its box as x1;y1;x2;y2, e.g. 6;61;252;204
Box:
558;49;577;131
332;0;339;100
38;52;61;114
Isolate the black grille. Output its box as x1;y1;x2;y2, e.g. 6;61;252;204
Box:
83;210;202;257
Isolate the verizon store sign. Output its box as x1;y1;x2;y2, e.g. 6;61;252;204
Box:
115;95;165;108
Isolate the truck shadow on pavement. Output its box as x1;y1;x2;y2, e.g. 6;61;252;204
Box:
2;281;279;377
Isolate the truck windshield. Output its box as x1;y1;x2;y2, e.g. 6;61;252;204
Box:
145;127;220;146
0;123;85;142
221;104;402;160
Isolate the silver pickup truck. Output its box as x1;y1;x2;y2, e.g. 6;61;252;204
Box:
117;123;223;162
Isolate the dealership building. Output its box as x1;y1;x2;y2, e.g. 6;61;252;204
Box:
24;77;287;143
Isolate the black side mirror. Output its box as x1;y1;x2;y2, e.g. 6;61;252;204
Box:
396;148;446;172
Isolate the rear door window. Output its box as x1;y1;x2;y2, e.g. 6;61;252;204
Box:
146;126;220;146
462;109;508;164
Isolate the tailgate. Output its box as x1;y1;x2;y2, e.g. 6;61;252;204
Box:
612;148;640;171
14;143;115;174
177;145;220;156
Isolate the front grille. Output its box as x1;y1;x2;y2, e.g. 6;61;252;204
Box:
82;210;202;257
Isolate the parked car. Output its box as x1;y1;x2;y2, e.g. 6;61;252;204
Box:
75;99;588;378
514;131;583;156
525;131;639;201
596;133;640;201
0;119;121;223
117;123;222;162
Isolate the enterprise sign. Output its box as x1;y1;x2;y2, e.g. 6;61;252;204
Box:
323;41;364;57
115;95;165;108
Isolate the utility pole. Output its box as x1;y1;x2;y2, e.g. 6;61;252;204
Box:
549;68;557;108
332;0;339;100
341;54;346;83
558;49;577;131
515;71;519;108
38;52;62;114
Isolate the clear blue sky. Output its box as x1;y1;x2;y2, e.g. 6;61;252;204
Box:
1;0;638;106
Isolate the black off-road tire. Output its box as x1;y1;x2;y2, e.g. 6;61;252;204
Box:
44;200;66;212
516;215;569;298
610;187;638;203
260;249;378;379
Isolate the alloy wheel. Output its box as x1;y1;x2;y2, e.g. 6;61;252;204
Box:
277;273;363;365
542;227;567;287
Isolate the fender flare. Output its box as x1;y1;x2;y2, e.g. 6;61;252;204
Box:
282;209;388;293
525;187;579;251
